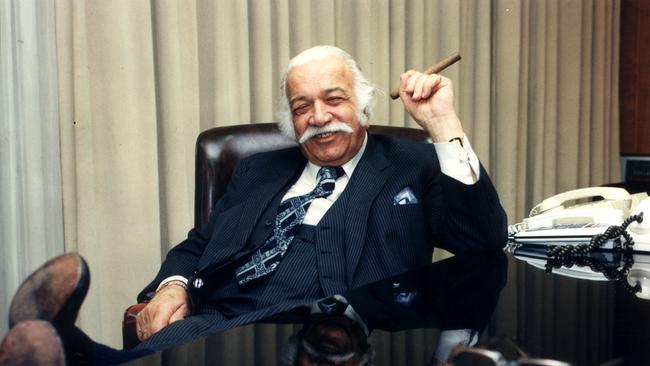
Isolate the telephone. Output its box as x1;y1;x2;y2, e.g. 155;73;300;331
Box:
508;187;650;251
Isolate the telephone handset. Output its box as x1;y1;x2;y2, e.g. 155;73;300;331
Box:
509;186;649;250
528;187;632;217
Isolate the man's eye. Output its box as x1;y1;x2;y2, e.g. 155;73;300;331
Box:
292;105;309;115
327;96;345;105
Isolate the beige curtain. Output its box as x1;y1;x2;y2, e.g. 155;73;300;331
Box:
488;1;620;365
54;0;620;364
1;0;64;336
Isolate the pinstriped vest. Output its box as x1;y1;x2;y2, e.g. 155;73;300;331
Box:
204;179;352;317
256;187;351;308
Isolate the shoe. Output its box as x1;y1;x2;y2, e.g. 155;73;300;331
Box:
0;320;65;366
9;253;90;329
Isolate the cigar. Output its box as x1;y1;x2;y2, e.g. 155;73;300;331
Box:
389;52;461;100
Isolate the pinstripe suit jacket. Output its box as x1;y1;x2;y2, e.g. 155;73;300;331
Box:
140;133;507;300
134;133;507;351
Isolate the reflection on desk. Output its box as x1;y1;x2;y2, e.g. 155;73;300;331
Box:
510;242;650;366
117;242;650;366
125;252;507;366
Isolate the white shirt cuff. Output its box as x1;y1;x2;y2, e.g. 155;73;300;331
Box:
434;329;479;363
156;275;188;292
433;134;480;185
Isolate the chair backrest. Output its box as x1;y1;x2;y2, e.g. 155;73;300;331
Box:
194;123;430;228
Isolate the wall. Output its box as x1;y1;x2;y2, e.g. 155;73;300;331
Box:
620;0;650;154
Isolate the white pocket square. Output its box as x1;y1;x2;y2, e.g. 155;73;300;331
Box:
393;187;418;205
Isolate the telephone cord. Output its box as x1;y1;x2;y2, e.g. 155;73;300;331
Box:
544;248;641;295
546;212;644;257
544;212;644;295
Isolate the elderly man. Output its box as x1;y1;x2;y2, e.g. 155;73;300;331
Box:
0;45;506;365
133;45;507;351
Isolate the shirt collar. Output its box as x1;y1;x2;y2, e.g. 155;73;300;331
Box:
306;132;368;179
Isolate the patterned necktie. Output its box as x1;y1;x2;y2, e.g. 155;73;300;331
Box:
235;166;343;286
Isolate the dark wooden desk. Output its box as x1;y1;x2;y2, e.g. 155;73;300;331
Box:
121;249;650;366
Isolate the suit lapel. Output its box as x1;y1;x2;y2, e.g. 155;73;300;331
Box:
198;149;305;272
344;135;391;283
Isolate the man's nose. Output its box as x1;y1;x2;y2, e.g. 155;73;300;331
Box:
310;101;332;126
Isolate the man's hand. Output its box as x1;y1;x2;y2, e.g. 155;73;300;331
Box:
398;71;464;143
136;283;190;341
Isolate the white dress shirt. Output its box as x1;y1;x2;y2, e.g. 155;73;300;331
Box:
433;133;480;185
281;133;367;225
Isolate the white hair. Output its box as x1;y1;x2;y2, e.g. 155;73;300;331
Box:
277;45;377;141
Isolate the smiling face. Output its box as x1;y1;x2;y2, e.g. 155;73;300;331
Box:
286;57;367;166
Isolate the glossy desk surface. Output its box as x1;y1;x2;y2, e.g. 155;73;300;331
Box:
125;248;650;366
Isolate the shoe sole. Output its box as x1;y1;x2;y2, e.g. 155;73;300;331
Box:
0;320;65;366
9;253;90;329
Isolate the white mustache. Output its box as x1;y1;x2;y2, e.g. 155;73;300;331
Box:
298;122;354;144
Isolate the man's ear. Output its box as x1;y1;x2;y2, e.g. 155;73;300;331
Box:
361;108;370;127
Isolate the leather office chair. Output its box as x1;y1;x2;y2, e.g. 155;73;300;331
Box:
122;122;429;349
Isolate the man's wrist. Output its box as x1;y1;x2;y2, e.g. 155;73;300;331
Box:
448;137;463;146
156;275;188;291
156;280;188;294
420;114;464;142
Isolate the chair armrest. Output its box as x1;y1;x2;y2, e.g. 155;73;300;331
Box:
122;303;147;350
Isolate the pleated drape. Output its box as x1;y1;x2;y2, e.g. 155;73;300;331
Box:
0;0;64;336
488;2;620;365
54;0;620;364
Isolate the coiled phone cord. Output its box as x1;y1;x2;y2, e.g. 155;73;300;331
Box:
545;248;640;294
546;212;644;257
544;212;644;294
